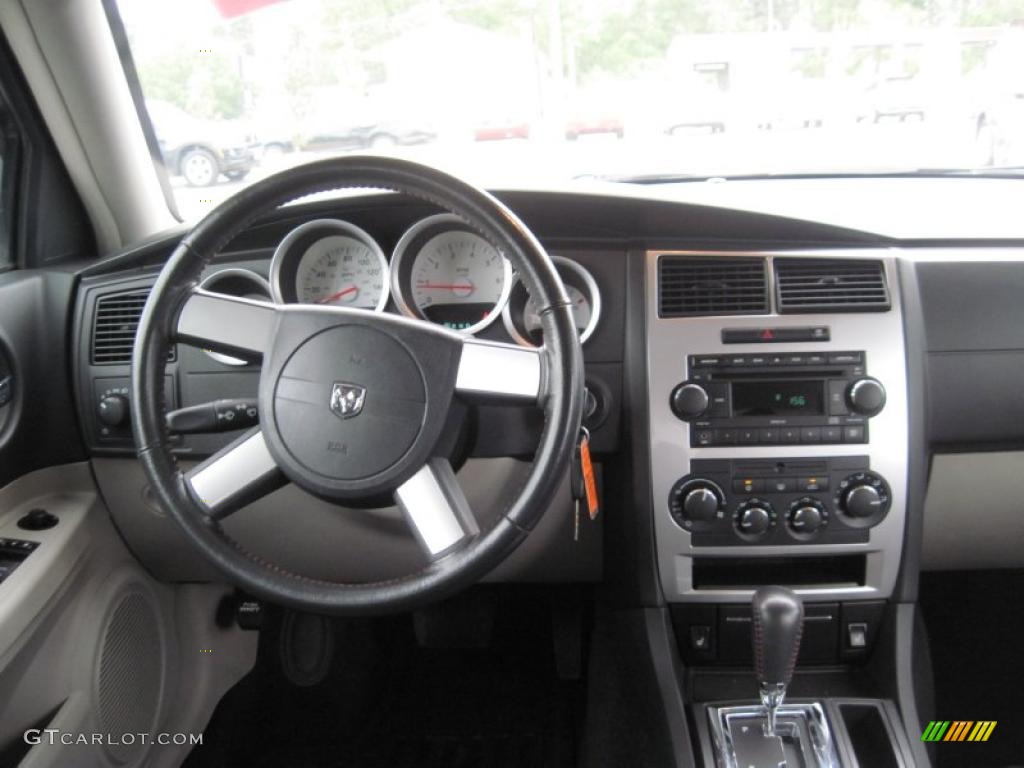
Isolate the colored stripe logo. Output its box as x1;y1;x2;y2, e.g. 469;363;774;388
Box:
921;720;996;742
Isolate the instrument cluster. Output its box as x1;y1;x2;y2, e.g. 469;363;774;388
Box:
260;215;602;346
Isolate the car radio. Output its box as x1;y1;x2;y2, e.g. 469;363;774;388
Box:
669;351;885;447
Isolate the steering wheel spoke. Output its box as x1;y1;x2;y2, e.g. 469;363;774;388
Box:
455;338;544;404
394;458;480;560
176;288;278;360
184;428;285;519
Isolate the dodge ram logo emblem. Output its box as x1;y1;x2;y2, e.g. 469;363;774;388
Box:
330;382;366;419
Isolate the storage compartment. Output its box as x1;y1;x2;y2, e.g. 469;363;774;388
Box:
692;555;865;589
836;702;903;768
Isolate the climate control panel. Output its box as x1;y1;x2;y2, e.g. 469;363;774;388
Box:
668;456;889;546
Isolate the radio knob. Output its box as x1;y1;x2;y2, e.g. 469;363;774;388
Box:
735;500;773;539
97;394;129;427
788;500;825;536
670;381;709;421
847;377;886;417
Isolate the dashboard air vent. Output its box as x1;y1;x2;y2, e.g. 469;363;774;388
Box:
91;290;174;365
775;258;890;313
658;255;769;317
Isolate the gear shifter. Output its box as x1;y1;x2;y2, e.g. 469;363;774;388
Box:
751;586;804;737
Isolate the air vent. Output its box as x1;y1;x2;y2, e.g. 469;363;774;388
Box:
775;258;890;313
91;290;175;365
659;255;769;317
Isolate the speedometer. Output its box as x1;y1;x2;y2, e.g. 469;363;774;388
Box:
391;214;512;333
270;219;389;311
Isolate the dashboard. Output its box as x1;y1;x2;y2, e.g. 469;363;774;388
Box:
66;186;1024;598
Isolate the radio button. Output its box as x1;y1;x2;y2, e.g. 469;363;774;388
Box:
828;380;850;415
707;382;731;416
759;428;779;443
715;429;737;445
738;428;759;444
843;425;866;443
828;351;863;364
690;355;722;368
822;426;842;443
780;427;800;443
727;355;748;366
800;427;822;443
806;353;827;365
749;355;768;366
783;354;805;365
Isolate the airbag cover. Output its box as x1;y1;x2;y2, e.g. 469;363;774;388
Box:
273;325;425;480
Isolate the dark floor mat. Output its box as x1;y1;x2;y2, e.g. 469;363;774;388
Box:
184;589;581;768
919;570;1024;768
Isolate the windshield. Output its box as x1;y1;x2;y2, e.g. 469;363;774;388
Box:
114;0;1024;220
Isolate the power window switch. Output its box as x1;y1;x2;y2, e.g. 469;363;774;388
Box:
847;622;868;649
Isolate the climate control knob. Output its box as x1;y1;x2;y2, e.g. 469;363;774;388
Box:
734;499;774;540
836;471;891;526
683;487;720;521
847;377;886;416
97;394;129;427
670;381;709;421
844;485;883;518
788;498;826;539
669;479;724;526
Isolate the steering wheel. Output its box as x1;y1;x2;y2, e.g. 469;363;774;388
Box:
132;156;584;614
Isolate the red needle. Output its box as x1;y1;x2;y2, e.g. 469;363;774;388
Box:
417;283;474;291
316;285;358;304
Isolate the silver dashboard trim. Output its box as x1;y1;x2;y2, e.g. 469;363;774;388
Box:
268;218;391;312
389;213;514;336
197;268;272;366
645;249;909;603
501;254;602;347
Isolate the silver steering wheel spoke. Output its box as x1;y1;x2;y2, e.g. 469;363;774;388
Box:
175;288;278;360
394;458;480;560
184;428;285;519
455;337;544;404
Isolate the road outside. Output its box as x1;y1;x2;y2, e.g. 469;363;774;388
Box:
171;117;993;221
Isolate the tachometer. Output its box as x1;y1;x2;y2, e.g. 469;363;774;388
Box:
391;214;512;333
270;219;389;311
502;256;601;346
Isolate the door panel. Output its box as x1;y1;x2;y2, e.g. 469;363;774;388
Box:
0;270;85;487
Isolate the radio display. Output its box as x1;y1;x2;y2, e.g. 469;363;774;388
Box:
732;380;825;417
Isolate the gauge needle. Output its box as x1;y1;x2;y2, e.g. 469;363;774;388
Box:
316;285;358;304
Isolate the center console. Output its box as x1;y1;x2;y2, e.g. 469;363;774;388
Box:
645;251;914;767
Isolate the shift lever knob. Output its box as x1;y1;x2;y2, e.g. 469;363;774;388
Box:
751;586;804;736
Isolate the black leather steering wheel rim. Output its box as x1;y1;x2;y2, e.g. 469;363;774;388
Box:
131;155;584;615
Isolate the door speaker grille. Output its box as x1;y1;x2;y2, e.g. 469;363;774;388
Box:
97;590;164;763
